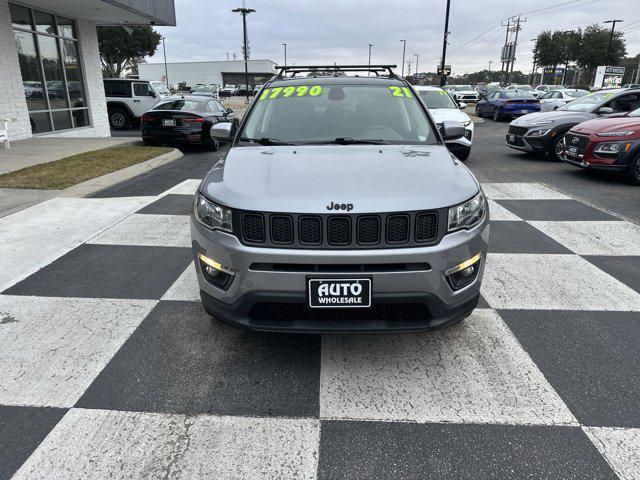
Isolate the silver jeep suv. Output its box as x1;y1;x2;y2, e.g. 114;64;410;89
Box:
190;65;489;333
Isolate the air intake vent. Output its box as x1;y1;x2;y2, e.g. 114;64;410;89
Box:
328;217;351;245
357;216;380;244
415;213;438;241
299;216;322;244
242;213;265;243
270;215;293;244
386;215;409;243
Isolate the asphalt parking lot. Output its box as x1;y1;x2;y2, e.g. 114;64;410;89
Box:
1;117;639;479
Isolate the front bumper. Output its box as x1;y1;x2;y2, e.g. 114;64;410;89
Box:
506;132;553;153
560;156;626;172
191;214;489;333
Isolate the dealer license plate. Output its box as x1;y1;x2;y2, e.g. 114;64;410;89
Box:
308;278;371;308
162;119;176;126
508;134;515;143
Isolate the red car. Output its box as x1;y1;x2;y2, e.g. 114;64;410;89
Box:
560;107;640;185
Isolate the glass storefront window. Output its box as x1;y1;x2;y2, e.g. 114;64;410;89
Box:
10;3;89;134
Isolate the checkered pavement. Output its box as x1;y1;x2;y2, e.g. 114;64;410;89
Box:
1;180;639;479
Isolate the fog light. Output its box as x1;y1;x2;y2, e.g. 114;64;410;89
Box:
446;253;481;290
198;253;234;290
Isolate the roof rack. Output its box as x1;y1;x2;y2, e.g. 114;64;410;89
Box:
273;64;398;79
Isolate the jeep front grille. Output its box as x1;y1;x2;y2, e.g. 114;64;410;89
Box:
237;210;441;249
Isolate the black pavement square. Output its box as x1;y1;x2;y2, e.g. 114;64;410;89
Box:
495;199;617;221
477;294;489;309
137;194;193;216
0;405;66;480
3;244;192;300
584;256;640;294
76;300;321;418
501;309;640;428
317;421;617;480
488;221;572;254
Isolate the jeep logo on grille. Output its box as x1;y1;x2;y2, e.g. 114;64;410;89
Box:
572;137;579;144
326;202;354;211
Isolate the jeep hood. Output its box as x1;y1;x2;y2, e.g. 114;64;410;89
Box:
202;145;479;213
511;110;596;127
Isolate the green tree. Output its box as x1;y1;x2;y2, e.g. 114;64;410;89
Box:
98;26;161;78
577;24;626;71
533;31;559;68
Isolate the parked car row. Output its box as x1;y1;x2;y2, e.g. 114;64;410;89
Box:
505;87;640;184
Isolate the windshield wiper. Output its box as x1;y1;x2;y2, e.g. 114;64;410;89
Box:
313;137;388;145
239;137;298;146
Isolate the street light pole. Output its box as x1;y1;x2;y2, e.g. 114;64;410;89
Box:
439;0;451;86
603;19;623;65
232;4;255;102
414;53;419;75
368;43;373;76
400;39;406;77
282;43;287;67
162;36;169;88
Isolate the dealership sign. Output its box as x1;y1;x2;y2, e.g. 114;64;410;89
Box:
593;65;625;89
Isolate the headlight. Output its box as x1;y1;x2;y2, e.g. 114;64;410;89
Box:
526;128;551;137
596;131;634;137
594;142;620;154
448;191;486;232
462;120;472;127
195;194;233;232
529;120;552;126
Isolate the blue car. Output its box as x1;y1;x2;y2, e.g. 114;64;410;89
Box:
475;90;540;121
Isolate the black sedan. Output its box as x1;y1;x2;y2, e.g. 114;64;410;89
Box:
141;95;236;150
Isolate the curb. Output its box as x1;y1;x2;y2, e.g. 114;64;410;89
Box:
60;148;183;198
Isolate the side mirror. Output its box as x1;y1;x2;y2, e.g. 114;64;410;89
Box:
441;120;465;141
597;107;614;115
210;122;234;141
226;108;234;114
458;102;468;109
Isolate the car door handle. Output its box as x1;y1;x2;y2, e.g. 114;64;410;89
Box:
133;99;140;102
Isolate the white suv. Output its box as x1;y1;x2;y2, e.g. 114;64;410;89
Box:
104;79;170;129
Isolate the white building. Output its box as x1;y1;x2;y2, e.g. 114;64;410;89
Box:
138;60;277;88
0;0;176;141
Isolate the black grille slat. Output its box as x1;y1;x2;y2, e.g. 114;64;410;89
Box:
415;213;438;241
328;217;351;245
242;213;265;243
270;215;293;244
508;125;528;136
564;134;590;155
386;215;409;243
299;216;322;245
357;216;380;244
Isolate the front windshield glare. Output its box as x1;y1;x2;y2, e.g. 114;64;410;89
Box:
418;90;458;109
241;84;436;145
560;91;615;111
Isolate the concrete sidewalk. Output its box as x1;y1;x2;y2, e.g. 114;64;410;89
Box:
0;137;141;174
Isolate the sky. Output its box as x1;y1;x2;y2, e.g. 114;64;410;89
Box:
149;0;640;75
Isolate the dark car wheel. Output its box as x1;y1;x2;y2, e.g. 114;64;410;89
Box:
625;155;640;185
108;107;131;130
204;136;219;151
455;147;471;161
475;105;482;117
492;108;502;121
143;137;160;146
550;135;565;161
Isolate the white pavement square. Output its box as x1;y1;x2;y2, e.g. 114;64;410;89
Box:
481;182;571;200
0;196;154;292
161;263;200;301
584;427;640;480
482;253;640;311
0;295;156;408
529;221;640;256
161;179;201;196
12;408;320;480
320;308;576;425
88;214;191;248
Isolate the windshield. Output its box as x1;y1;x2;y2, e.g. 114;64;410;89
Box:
240;83;437;145
154;100;200;111
452;85;473;91
565;89;589;98
151;82;170;95
559;91;616;111
504;91;534;99
418;90;457;109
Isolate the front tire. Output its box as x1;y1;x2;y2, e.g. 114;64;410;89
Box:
550;135;565;161
475;105;482;117
454;147;471;161
204;136;219;151
625;155;640;185
108;107;131;130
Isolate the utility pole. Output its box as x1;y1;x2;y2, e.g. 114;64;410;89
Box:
414;53;419;75
488;60;492;71
529;38;537;85
502;15;525;85
162;36;169;87
400;39;407;76
226;52;230;61
501;18;510;74
368;43;373;76
282;43;287;67
439;0;451;86
406;60;412;76
603;19;623;65
508;16;522;80
232;2;255;102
